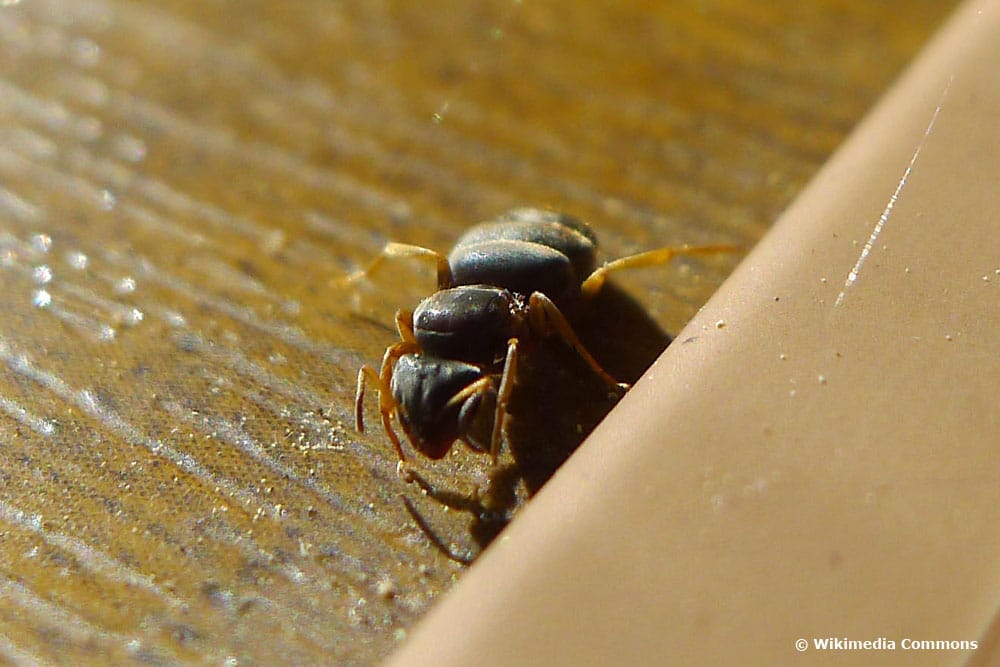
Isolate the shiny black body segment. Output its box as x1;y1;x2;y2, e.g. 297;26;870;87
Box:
390;354;492;460
412;286;526;366
347;207;736;469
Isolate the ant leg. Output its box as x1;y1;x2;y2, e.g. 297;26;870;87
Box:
395;309;417;344
378;341;421;463
489;338;519;465
378;340;420;397
444;377;495;413
336;242;454;290
355;365;378;432
452;342;518;464
355;341;420;464
528;292;629;393
355;364;408;462
443;377;499;459
580;244;741;297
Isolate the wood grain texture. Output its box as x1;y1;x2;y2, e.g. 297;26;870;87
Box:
0;0;957;664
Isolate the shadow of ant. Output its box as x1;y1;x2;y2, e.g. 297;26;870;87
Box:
403;282;670;563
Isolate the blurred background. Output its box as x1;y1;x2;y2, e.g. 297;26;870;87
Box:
0;0;958;664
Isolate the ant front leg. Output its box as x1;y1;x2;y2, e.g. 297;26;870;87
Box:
528;292;628;393
355;341;420;465
489;338;519;465
336;242;454;290
580;244;742;297
355;364;407;465
450;340;520;466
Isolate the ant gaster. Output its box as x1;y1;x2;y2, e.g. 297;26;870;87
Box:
347;208;735;474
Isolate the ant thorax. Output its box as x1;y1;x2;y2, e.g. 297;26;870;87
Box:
412;285;528;367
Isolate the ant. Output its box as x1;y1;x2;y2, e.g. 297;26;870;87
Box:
346;208;737;477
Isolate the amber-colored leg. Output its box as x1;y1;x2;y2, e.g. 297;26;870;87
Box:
378;341;419;401
489;338;519;464
335;242;454;290
528;292;628;393
354;366;377;433
443;377;494;410
437;376;498;462
450;341;519;464
355;365;407;462
395;309;416;343
580;244;741;297
354;340;420;463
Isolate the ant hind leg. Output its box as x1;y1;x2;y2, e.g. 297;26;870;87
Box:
580;243;741;297
335;242;454;290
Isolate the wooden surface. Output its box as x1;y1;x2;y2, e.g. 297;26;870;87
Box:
0;1;957;664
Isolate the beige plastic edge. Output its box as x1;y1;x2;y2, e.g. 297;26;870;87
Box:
388;0;1000;664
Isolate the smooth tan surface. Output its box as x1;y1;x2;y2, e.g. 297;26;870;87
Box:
0;1;957;664
390;0;1000;665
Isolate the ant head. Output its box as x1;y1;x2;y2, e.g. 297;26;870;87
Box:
391;354;495;460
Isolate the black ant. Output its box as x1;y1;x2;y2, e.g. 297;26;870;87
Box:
346;208;737;475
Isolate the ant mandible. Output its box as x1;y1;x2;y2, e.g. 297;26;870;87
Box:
346;208;736;475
